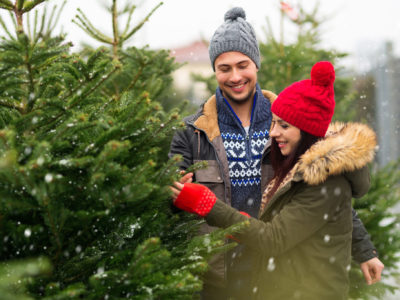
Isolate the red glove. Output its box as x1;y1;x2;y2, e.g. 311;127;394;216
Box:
173;183;216;217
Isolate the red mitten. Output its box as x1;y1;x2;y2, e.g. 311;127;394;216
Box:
173;183;217;217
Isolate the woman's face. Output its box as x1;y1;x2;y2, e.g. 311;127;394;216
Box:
270;114;301;156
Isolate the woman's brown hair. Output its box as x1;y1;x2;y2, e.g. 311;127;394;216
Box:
268;130;321;196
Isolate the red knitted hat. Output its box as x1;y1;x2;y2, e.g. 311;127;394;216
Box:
271;61;335;137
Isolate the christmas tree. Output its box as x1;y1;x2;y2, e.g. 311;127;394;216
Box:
0;1;244;299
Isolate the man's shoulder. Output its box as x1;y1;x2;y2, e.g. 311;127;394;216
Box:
183;94;217;125
182;109;202;126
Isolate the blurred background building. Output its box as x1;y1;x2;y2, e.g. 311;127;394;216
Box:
170;40;212;105
373;42;400;167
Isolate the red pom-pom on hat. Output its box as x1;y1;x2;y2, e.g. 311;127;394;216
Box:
311;61;335;86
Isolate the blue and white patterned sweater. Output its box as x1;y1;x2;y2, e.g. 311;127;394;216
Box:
216;84;272;217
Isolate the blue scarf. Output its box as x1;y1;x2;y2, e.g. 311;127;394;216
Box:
216;83;272;217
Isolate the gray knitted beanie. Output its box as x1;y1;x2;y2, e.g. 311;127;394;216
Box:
209;7;260;71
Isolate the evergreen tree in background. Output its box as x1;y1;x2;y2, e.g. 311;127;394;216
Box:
257;3;356;122
348;161;400;299
0;1;243;299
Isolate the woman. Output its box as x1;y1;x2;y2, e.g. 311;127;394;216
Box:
170;61;377;299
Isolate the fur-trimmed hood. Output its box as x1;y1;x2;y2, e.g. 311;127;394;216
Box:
295;122;377;185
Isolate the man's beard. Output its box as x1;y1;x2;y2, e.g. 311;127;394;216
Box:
223;88;255;105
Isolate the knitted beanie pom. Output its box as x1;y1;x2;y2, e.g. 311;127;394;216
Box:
224;7;246;21
311;61;335;86
209;7;260;70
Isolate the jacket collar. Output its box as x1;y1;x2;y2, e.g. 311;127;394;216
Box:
193;85;277;141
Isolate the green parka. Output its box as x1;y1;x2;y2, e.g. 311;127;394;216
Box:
205;122;377;300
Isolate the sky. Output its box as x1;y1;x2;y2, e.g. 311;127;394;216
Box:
1;0;400;71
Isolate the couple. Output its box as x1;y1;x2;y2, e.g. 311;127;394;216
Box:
169;7;383;300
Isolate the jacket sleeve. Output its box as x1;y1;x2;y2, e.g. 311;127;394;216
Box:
351;208;378;263
345;166;378;263
345;165;370;198
168;126;194;171
206;177;347;257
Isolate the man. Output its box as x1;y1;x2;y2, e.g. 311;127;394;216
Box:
169;6;384;299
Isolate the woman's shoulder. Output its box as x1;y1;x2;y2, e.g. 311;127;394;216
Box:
297;174;352;197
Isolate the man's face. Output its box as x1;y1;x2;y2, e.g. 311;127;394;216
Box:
214;51;258;105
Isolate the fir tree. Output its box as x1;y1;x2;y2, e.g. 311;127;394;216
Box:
0;1;244;299
257;3;355;122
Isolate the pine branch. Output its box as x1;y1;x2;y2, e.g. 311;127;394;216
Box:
22;0;47;13
23;40;36;112
36;7;48;42
44;202;63;261
37;63;118;132
123;61;145;93
73;9;112;44
50;121;97;144
16;0;24;10
72;18;111;45
0;0;13;10
0;100;23;113
35;7;46;43
45;3;56;33
0;15;15;40
68;66;119;109
122;2;162;43
26;6;33;40
44;0;65;38
7;9;16;28
111;0;119;57
115;91;149;123
152;152;182;182
121;3;136;37
143;118;173;144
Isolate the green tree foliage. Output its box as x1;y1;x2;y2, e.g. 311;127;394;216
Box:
257;4;356;122
0;1;245;298
0;257;51;300
349;161;400;300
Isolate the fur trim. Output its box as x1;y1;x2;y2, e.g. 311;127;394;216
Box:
297;122;377;185
194;95;220;141
194;90;276;141
262;90;277;103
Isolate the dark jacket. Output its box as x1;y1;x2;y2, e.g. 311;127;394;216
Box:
205;122;377;299
168;90;377;290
